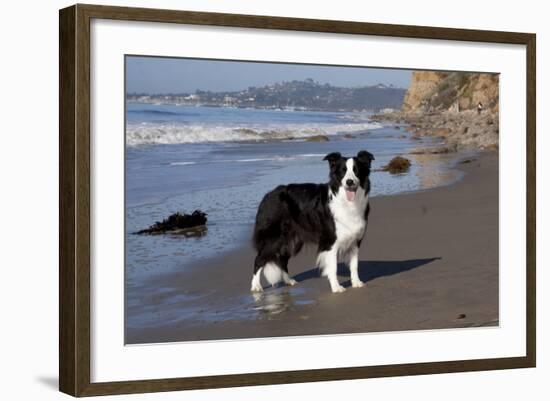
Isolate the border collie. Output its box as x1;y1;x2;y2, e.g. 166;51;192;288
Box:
251;150;374;293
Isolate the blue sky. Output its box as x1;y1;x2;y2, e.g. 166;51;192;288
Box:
126;56;412;94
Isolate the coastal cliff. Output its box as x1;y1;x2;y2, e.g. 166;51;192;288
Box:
375;71;499;150
402;72;448;112
403;72;499;113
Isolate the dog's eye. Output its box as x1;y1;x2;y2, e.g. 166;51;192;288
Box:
342;166;347;173
353;166;358;174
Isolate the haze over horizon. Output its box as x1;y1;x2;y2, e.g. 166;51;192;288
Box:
126;56;412;94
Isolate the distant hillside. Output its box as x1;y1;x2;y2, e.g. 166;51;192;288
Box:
127;79;406;112
402;72;499;113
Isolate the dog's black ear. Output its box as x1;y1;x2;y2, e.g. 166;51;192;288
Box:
357;150;375;165
323;152;342;166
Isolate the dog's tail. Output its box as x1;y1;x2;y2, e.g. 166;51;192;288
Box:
263;262;284;286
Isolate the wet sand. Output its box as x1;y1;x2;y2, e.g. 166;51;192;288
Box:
126;152;498;344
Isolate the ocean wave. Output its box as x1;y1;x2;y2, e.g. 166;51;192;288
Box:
168;153;327;166
233;154;326;163
128;109;180;116
126;121;382;146
336;113;375;123
169;161;197;166
234;157;287;163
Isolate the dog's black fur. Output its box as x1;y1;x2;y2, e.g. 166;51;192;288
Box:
252;150;374;278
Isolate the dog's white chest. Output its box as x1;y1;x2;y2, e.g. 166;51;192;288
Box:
329;188;368;251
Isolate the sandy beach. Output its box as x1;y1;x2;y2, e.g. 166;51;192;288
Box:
125;151;498;344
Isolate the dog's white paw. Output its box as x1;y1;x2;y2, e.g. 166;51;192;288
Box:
351;280;365;288
331;284;346;293
287;279;298;286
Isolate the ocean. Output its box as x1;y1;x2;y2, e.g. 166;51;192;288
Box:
124;103;463;330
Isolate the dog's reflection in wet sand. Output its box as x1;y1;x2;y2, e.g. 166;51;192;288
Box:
251;288;314;318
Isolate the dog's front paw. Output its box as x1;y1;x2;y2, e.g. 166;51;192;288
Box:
331;284;346;293
287;279;298;286
351;280;365;288
250;282;263;292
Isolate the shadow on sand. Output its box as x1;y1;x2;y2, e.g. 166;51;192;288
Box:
292;257;441;288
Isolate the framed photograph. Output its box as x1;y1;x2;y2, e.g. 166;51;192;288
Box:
59;4;536;397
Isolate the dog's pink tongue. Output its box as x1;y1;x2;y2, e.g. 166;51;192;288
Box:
345;190;356;202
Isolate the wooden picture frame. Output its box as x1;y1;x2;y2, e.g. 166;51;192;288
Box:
59;3;536;397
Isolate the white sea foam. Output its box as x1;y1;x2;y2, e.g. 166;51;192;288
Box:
232;155;323;162
168;153;328;166
234;158;286;163
126;121;382;146
168;161;197;166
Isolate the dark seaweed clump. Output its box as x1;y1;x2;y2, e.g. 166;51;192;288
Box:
136;210;207;235
382;156;411;174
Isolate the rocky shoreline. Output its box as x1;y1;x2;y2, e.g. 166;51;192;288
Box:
371;71;499;154
371;109;499;152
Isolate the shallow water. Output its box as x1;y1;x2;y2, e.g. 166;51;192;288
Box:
126;134;460;279
124;106;466;337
